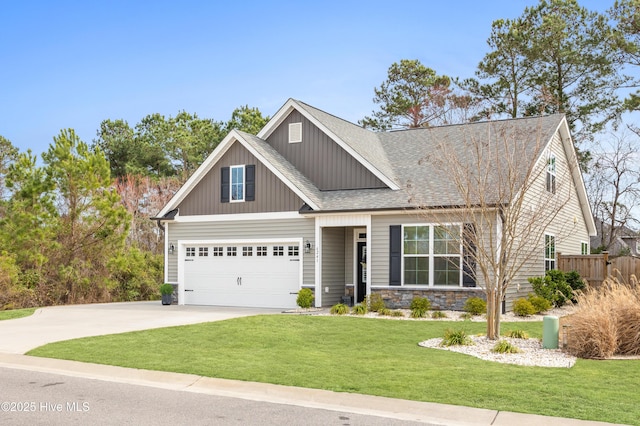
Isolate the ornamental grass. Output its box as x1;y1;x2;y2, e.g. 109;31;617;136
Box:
563;275;640;359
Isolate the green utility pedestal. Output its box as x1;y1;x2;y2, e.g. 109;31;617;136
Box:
542;315;559;349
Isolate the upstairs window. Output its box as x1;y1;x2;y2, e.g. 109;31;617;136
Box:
546;152;556;194
221;165;255;203
231;165;244;202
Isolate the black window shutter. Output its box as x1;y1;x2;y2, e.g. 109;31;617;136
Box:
245;165;255;202
389;225;402;286
220;167;230;203
462;223;477;287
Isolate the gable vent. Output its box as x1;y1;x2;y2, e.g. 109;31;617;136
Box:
289;122;302;143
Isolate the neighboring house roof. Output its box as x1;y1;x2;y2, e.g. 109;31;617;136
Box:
591;218;640;255
156;99;596;237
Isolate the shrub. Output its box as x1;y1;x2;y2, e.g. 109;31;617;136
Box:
410;297;430;318
159;283;174;296
492;340;521;354
513;298;536;316
441;328;473;346
459;312;473;321
389;310;405;317
431;310;448;319
463;297;486;315
366;293;386;312
378;307;392;316
330;303;349;315
527;294;552;313
352;304;367;315
506;329;529;339
296;288;314;309
529;270;582;307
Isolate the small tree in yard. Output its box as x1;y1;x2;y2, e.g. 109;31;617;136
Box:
413;117;577;339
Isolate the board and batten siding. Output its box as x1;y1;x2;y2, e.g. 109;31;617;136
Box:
266;110;386;191
178;142;305;215
166;218;315;285
321;227;346;306
506;131;590;308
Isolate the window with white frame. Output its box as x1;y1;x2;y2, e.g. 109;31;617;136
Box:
403;224;462;286
257;246;267;256
273;246;284;256
186;247;196;257
581;242;589;255
227;246;237;257
545;234;556;271
288;245;299;256
242;246;253;257
213;247;223;256
546;152;556;194
230;165;244;202
198;247;209;257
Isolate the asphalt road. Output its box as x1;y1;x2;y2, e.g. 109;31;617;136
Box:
0;367;431;426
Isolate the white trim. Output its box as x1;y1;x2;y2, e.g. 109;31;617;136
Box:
157;129;319;217
400;223;464;288
553;118;597;236
164;222;170;283
229;164;245;203
174;211;303;223
177;237;303;306
288;122;302;143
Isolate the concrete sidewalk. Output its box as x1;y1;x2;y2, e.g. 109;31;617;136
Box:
0;353;626;426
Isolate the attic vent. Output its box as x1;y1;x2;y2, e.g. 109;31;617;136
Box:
289;122;302;143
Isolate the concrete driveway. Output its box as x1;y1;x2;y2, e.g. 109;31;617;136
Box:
0;301;281;354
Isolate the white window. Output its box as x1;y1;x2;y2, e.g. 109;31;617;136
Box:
257;246;267;256
213;247;223;256
546;152;556;194
545;234;556;271
242;246;253;257
289;122;302;143
227;246;237;257
403;224;462;286
288;246;299;256
230;165;245;202
186;247;196;257
198;247;209;257
273;246;284;257
581;242;589;255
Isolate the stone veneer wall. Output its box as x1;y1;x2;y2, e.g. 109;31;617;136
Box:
374;288;485;311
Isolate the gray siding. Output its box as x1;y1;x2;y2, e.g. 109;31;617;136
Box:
167;218;315;285
506;132;590;309
321;228;346;306
178;142;305;215
266;110;386;190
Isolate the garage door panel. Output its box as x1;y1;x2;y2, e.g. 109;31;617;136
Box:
182;242;301;308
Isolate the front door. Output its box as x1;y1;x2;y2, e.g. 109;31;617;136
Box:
356;242;366;303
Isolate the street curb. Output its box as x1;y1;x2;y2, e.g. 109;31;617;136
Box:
0;353;625;426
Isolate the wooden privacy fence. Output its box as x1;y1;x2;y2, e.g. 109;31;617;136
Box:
558;252;640;288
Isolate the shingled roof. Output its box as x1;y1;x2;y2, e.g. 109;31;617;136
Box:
289;101;564;212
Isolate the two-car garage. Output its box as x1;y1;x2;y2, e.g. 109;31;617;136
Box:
179;240;302;309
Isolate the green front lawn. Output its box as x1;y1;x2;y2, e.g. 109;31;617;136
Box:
28;315;639;424
0;308;36;321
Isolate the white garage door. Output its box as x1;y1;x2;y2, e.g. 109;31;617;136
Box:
182;242;301;308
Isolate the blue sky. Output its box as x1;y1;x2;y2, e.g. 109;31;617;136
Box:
1;0;611;156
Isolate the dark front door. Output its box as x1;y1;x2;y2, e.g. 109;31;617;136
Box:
356;242;366;303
